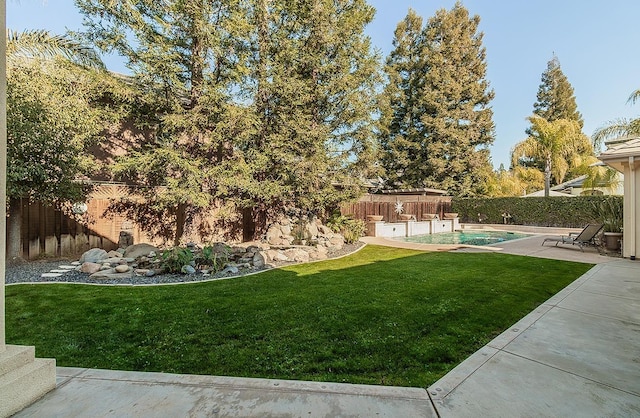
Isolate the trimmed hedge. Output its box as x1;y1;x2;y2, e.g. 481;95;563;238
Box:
452;196;623;228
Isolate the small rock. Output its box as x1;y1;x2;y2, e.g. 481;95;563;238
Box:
146;270;156;277
80;262;102;274
107;250;123;258
135;269;149;276
100;264;112;271
115;265;130;273
222;266;239;275
181;265;196;274
253;252;267;268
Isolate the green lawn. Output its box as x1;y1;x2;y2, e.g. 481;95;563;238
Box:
6;245;592;388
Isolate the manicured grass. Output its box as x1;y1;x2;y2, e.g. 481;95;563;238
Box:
6;245;592;388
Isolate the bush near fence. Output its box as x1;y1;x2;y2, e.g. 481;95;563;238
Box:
452;196;622;228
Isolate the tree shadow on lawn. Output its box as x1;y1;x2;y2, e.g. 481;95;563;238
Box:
6;246;592;388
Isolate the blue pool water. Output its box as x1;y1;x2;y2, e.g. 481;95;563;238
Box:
402;230;529;246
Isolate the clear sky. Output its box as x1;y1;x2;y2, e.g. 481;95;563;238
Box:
7;0;640;169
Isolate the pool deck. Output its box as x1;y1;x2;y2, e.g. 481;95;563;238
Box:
361;225;614;264
13;229;640;417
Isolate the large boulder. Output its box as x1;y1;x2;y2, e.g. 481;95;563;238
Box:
123;243;159;259
79;248;108;264
283;248;310;263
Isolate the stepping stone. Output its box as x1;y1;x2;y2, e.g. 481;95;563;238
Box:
71;261;81;266
50;269;70;273
41;273;63;278
58;265;77;270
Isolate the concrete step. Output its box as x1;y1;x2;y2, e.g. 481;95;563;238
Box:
0;349;56;418
0;345;35;377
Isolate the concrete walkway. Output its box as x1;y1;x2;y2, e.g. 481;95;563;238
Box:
14;235;640;417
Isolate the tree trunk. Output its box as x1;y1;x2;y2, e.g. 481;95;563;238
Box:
174;203;187;247
544;159;551;197
6;198;22;261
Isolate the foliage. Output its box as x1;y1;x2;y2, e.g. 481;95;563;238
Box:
452;196;623;228
6;245;592;387
512;116;593;196
6;59;108;205
484;166;544;197
380;3;495;196
591;196;623;233
160;247;195;274
327;214;366;244
77;0;380;242
530;56;583;130
592;88;640;150
7;29;104;70
195;244;230;273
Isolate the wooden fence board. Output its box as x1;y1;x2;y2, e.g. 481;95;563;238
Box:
341;195;452;223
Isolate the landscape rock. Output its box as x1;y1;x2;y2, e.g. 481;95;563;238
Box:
41;273;63;278
222;266;239;275
115;264;130;273
253;252;267;268
283;248;310;263
123;243;159;259
80;261;102;274
181;265;196;274
80;248;108;264
107;250;123;258
90;270;132;280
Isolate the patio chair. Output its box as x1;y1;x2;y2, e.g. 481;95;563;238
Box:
541;224;604;252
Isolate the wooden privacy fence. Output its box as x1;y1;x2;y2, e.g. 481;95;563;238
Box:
341;194;452;223
17;199;118;260
13;185;154;260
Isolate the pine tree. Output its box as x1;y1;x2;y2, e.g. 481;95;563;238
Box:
531;56;583;128
215;0;381;231
78;0;380;241
380;3;495;196
379;9;426;188
77;0;248;244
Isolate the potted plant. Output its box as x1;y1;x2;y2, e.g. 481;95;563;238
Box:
594;197;623;251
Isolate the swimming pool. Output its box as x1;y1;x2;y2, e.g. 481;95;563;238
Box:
401;230;529;246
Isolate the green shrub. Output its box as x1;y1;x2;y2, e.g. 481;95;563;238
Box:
592;196;623;232
327;214;366;244
195;244;230;273
452;196;623;228
161;247;194;273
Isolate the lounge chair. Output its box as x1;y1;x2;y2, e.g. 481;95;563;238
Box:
541;224;604;252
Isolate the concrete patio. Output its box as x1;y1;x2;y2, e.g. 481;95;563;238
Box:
11;234;640;417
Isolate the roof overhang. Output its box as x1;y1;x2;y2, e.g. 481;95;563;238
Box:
598;137;640;172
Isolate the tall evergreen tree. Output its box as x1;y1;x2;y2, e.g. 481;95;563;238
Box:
77;0;380;241
380;3;495;196
76;0;247;244
531;56;583;129
379;9;426;187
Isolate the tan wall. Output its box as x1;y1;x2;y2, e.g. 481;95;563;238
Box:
622;162;640;259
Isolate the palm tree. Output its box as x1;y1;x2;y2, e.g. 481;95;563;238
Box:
512;116;590;197
592;89;640;149
6;29;104;69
